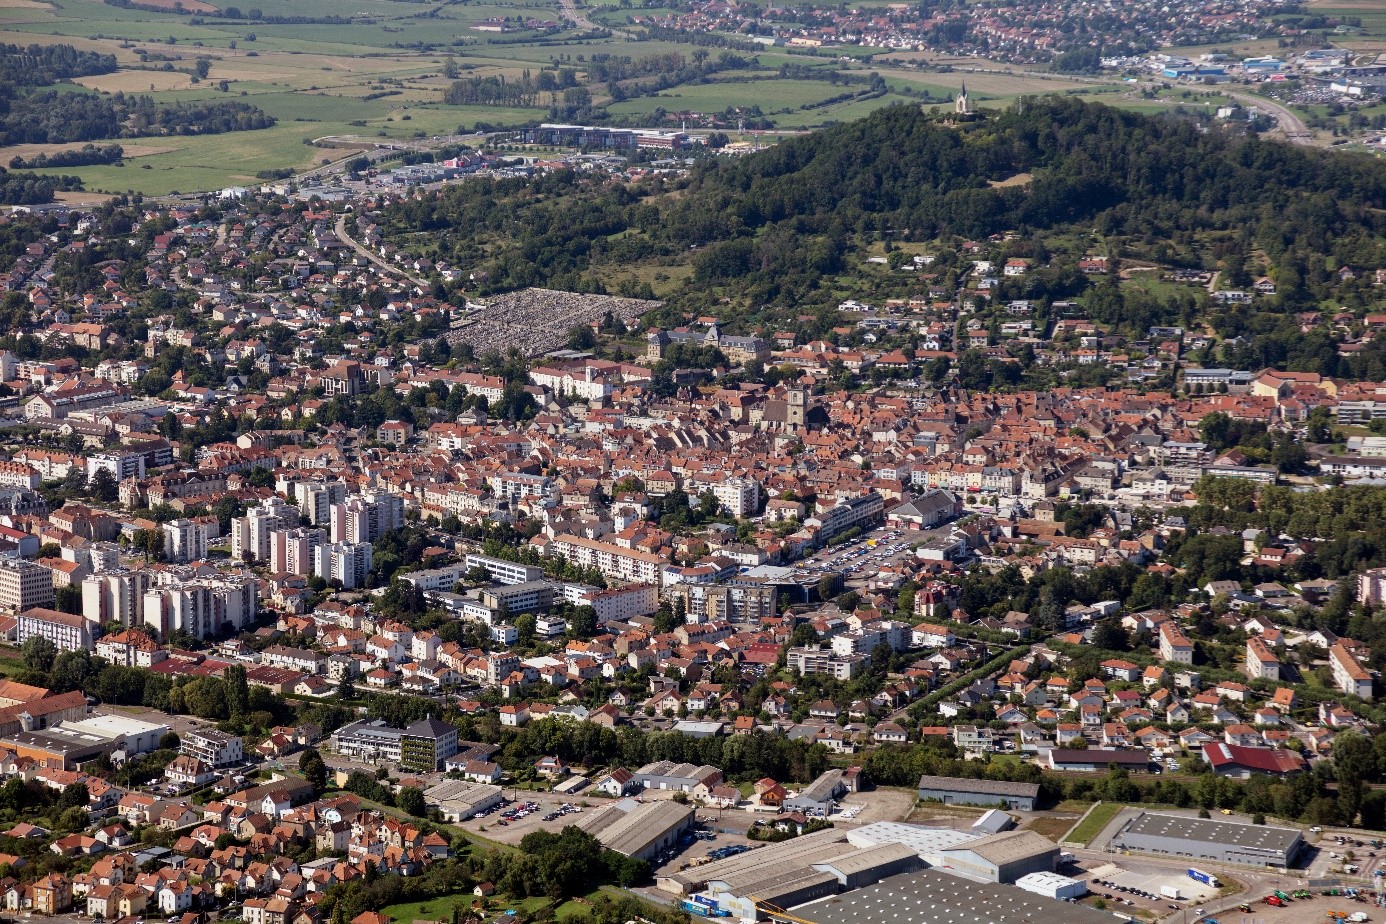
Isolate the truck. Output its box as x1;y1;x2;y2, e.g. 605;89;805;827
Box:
1188;869;1220;888
1275;891;1293;903
1161;887;1183;901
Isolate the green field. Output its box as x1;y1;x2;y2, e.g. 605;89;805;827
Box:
1064;802;1125;846
0;0;1136;193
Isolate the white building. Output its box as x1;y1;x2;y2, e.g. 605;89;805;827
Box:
142;571;257;639
314;541;373;590
270;526;325;576
162;518;215;563
231;496;299;563
0;558;55;614
83;568;151;628
17;606;91;651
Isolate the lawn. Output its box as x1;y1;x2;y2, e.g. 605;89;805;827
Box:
1025;815;1080;842
1064;801;1124;846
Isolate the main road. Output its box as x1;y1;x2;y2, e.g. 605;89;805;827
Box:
1226;90;1314;146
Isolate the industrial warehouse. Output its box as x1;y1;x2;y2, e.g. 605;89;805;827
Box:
657;820;1075;919
575;798;696;861
787;870;1124;924
916;775;1041;811
1109;811;1305;868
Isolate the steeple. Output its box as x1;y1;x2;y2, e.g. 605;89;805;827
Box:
955;81;970;115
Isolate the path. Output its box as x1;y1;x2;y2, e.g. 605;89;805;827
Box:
334;213;428;289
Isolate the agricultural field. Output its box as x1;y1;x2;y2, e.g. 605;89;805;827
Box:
0;0;1143;194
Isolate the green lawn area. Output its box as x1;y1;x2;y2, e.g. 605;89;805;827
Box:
1064;802;1124;846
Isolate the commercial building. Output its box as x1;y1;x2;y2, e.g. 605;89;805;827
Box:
787;870;1122;924
464;554;544;586
1015;872;1088;900
786;769;855;815
1046;747;1151;772
0;726;119;770
663;827;926;921
1;559;57;614
632;761;723;793
1202;742;1306;778
480;581;554;615
806;493;884;544
576;798;695;861
57;714;168;757
401;561;473;593
1109;811;1303;869
399;716;458;773
916;775;1039;812
931;830;1059;884
422;779;504;822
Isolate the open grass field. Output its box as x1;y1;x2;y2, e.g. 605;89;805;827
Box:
1064;801;1124;846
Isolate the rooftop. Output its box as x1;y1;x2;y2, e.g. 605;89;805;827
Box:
1116;811;1302;852
789;870;1124;924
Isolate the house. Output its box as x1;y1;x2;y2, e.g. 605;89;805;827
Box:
594;769;637;797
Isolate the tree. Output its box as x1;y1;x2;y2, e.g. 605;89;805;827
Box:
90;466;118;502
300;747;328;795
336;672;355;700
22;635;56;672
397;785;427;817
1091;619;1129;651
1333;730;1375;826
224;663;251;718
55;583;82;615
515;612;537;646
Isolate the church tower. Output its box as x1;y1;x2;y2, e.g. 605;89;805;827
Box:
955;81;970;115
786;385;806;434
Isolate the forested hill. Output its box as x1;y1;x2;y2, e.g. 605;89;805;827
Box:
675;97;1386;249
388;98;1386;301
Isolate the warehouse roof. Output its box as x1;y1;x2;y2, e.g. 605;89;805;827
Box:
812;843;918;877
917;775;1040;798
1117;812;1302;852
940;830;1058;866
787;870;1123;924
578;799;693;857
846;822;980;858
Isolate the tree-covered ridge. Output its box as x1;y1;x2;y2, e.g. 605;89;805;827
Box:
674;97;1386;256
389;99;1386;305
0;42;117;87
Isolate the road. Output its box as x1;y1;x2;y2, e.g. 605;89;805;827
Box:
1226;90;1314;146
556;0;636;38
334;213;428;289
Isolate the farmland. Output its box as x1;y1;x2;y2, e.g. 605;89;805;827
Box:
0;0;1132;195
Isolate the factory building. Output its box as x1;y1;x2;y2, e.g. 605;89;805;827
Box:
422;779;505;822
786;870;1124;924
1015;871;1089;900
785;768;856;814
575;798;694;861
916;775;1040;811
1109;811;1303;869
932;830;1060;884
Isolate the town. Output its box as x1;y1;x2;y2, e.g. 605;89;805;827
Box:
0;135;1383;924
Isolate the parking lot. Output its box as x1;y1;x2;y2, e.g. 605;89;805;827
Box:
789;527;935;589
1083;862;1221;917
457;794;591;845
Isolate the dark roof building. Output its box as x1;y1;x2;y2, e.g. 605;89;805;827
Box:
1110;811;1303;869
